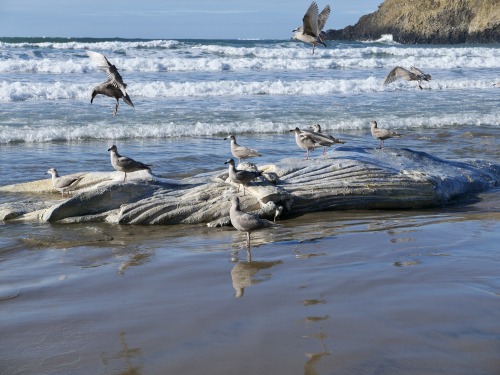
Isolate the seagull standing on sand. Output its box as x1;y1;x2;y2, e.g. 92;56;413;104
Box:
87;51;134;116
223;134;262;163
292;1;331;54
224;158;262;195
229;196;275;249
309;124;345;154
45;168;82;197
370;120;402;149
383;66;432;90
108;145;151;182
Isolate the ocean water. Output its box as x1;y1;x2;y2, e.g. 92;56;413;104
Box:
1;38;500;374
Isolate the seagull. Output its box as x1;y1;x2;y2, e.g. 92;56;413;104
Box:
383;66;432;90
290;127;332;159
87;51;134;116
107;145;151;182
274;206;283;224
224;158;262;195
228;196;275;249
223;134;262;163
309;124;345;154
45;168;83;197
370;120;402;149
292;1;331;54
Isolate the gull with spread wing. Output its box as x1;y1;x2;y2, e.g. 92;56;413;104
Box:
87;51;134;116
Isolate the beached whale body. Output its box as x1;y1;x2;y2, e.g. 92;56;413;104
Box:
1;148;499;224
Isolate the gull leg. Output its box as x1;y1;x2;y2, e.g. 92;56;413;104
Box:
113;99;119;116
246;247;252;262
123;172;127;182
246;232;251;248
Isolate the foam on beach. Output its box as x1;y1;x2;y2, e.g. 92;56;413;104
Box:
1;113;499;144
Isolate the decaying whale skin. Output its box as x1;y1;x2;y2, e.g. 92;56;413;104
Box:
1;148;498;225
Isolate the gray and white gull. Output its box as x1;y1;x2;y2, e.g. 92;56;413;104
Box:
223;134;262;163
45;168;83;197
309;124;345;154
292;1;331;54
108;145;151;182
383;66;432;90
290;126;338;159
229;196;275;249
87;51;134;116
224;158;262;195
370;120;402;149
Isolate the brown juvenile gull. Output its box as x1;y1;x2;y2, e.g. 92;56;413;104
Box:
108;145;151;182
370;120;402;149
223;134;262;163
229;196;275;249
224;158;262;195
309;124;345;154
87;51;134;116
45;168;82;197
292;1;330;54
383;66;432;90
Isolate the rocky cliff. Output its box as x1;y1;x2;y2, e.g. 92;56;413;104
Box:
325;0;500;44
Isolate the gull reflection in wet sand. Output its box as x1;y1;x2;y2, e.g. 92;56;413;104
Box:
230;248;282;298
101;331;143;375
118;251;154;274
302;296;331;375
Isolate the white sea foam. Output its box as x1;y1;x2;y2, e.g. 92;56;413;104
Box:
0;39;180;51
1;77;498;102
362;34;398;44
1;44;500;74
1;113;498;144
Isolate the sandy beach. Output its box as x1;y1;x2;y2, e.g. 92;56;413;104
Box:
1;197;500;374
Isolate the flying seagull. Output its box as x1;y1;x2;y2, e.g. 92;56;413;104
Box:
370;120;402;149
108;144;151;182
292;1;331;54
45;168;83;197
383;66;432;90
87;51;134;116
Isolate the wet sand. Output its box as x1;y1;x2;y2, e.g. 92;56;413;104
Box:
1;190;499;375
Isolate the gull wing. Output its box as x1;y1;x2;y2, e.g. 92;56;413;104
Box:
317;5;331;32
122;93;134;108
117;156;150;170
302;1;320;37
87;51;128;96
383;66;414;85
410;66;425;76
54;176;80;189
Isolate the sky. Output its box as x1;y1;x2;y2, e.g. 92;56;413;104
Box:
0;0;382;39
